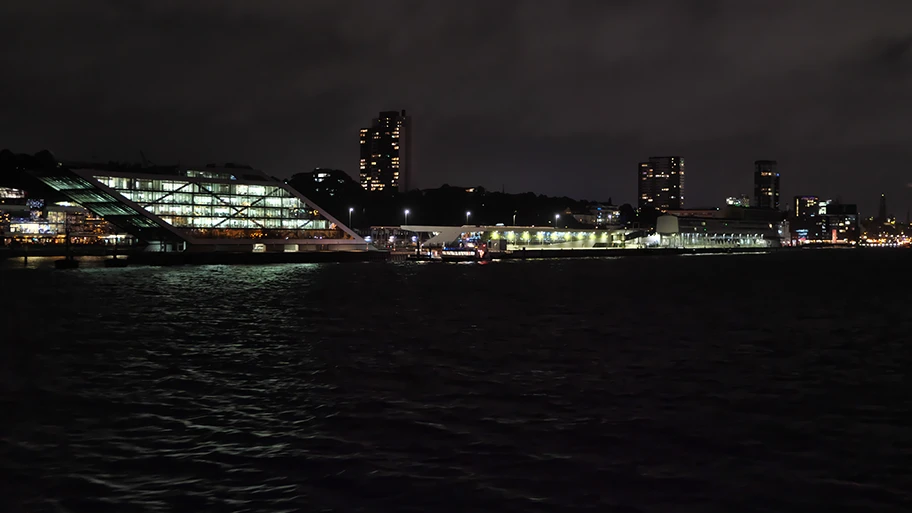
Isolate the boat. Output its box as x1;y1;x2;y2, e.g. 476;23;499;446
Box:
439;247;478;262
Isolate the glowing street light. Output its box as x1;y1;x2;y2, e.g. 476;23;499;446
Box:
512;211;517;226
348;207;354;227
466;211;471;225
404;209;410;225
554;213;560;228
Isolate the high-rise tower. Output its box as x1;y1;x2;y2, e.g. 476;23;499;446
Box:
359;110;411;192
637;156;684;210
754;160;780;210
877;193;887;223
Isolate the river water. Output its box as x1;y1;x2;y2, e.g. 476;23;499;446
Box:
1;250;911;512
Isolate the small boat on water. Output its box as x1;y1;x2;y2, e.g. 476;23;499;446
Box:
404;247;480;262
440;248;478;262
441;242;495;263
406;238;497;263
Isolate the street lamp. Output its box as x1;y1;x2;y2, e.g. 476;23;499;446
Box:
466;211;471;225
512;212;517;226
555;214;560;228
348;207;354;227
404;209;410;225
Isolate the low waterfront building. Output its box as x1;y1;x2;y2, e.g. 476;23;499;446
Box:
26;159;367;253
1;199;126;246
563;204;622;227
655;215;782;248
790;197;859;245
820;203;859;244
0;187;27;200
364;226;419;251
403;225;636;252
721;206;784;223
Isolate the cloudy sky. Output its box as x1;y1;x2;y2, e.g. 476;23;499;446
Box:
2;0;911;214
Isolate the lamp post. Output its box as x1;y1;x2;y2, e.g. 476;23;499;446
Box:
513;212;517;226
404;209;410;225
348;207;354;227
555;213;560;228
466;211;471;225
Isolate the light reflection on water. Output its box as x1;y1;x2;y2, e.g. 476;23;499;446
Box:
1;250;911;512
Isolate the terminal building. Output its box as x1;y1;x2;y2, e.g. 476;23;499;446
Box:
656;215;784;248
26;157;367;253
403;216;786;255
404;225;637;252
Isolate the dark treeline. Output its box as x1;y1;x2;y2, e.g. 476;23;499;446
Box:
287;172;624;229
0;149;69;202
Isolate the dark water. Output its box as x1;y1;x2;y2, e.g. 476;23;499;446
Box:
2;250;911;512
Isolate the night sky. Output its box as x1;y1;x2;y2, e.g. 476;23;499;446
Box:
2;1;911;215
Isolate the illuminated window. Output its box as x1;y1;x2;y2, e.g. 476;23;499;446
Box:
91;175;348;239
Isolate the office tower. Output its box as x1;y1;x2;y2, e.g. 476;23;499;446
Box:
794;195;820;219
359;110;411;192
791;195;824;240
637;162;655;209
877;193;887;223
754;160;780;209
637;156;685;210
823;202;860;243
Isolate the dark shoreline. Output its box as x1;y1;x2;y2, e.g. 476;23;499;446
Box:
2;244;894;267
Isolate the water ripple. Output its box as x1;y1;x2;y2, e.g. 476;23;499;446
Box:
2;252;912;512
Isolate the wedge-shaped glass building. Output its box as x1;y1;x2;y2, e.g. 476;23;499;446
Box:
30;163;366;252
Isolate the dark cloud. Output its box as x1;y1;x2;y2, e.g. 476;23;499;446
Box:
2;0;911;214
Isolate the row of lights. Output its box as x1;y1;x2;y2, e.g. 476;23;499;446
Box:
344;208;562;228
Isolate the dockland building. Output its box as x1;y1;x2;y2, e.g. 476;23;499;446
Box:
27;157;366;253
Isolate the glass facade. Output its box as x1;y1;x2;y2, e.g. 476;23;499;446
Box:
36;174;160;229
94;175;350;240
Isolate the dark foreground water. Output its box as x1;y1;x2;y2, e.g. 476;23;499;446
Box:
1;250;911;512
